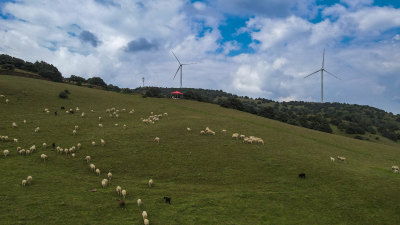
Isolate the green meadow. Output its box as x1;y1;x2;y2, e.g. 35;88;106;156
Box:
1;75;400;225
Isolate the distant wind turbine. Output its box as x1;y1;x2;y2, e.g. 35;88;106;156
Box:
142;77;145;87
171;51;196;88
304;49;341;103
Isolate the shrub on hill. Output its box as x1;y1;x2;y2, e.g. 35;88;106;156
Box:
59;91;69;99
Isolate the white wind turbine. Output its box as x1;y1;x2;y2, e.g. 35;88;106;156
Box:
171;51;195;88
304;49;341;103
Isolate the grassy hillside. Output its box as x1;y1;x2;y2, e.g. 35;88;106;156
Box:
1;75;400;225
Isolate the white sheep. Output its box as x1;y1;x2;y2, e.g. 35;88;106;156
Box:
98;123;103;128
27;176;32;185
107;172;112;180
123;124;127;129
101;179;108;188
114;123;119;127
330;157;335;162
154;137;160;144
144;219;149;225
85;156;91;163
92;141;96;146
77;143;82;150
41;154;47;161
137;199;142;207
13;138;18;143
19;149;25;155
96;168;101;176
74;125;79;130
187;128;191;132
0;94;4;98
337;156;346;161
232;133;239;139
34;127;40;133
116;186;122;196
142;211;148;220
90;163;96;172
71;153;76;158
76;107;80;111
101;139;105;146
121;190;127;200
5;99;9;104
12;122;17;128
200;130;205;135
81;112;85;117
3;149;9;157
98;116;102;121
23;120;26;124
26;149;31;155
22;179;27;186
148;179;153;187
42;142;47;149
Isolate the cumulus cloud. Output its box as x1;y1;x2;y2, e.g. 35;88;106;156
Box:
125;38;158;52
79;30;101;47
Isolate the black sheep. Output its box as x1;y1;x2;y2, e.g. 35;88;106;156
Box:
61;106;65;110
164;196;171;204
52;143;55;148
298;173;306;179
54;111;58;116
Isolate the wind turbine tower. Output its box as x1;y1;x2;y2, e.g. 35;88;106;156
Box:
142;77;145;87
171;51;195;88
304;49;341;103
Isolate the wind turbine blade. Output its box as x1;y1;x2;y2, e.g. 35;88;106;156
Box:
171;51;181;65
324;69;341;80
173;66;181;79
304;69;321;78
322;48;325;69
182;62;197;65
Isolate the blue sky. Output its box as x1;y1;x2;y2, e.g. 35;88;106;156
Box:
0;0;400;114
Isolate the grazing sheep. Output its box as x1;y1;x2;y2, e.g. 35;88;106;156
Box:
92;141;96;146
0;94;4;98
27;176;32;185
54;111;58;116
96;168;101;176
187;128;191;132
239;134;245;139
42;143;47;149
41;154;47;161
77;143;81;150
114;123;119;127
116;186;122;196
330;157;335;162
121;190;127;200
90;163;96;172
107;172;112;180
137;199;142;207
144;219;149;225
123;124;127;129
74;125;79;130
232;133;239;139
200;130;205;135
12;122;17;128
34;127;40;133
26;149;31;155
5;99;9;104
13;138;18;143
98;116;102;121
101;139;105;146
71;153;76;158
81;112;85;117
298;173;306;179
101;179;108;188
163;112;168;116
3;150;9;157
98;123;103;128
85;156;91;163
119;200;126;208
22;179;27;186
142;211;148;220
148;179;153;187
52;143;55;148
221;129;227;134
337;156;346;161
392;166;399;171
23;120;26;124
19;149;25;155
154;137;160;144
164;196;171;204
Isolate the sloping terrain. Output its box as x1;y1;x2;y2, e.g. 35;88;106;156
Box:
1;75;400;225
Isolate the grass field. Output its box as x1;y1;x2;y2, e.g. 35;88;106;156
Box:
1;75;400;225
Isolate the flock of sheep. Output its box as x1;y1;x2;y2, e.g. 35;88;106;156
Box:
1;94;162;224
